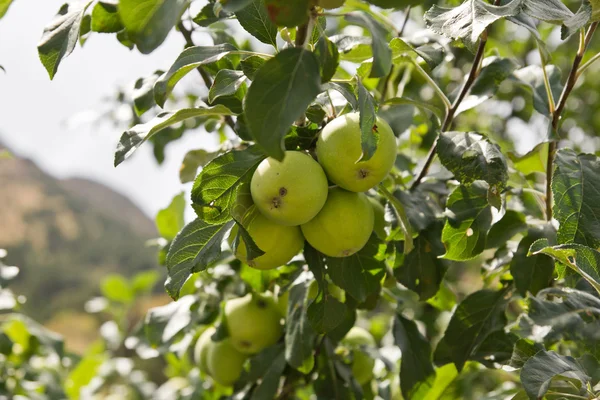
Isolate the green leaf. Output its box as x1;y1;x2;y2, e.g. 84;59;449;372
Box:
132;70;163;116
144;295;196;346
165;219;234;300
395;189;439;233
101;274;133;304
118;0;188;54
425;0;521;48
552;148;600;249
250;348;287;400
512;65;563;116
114;105;235;166
529;240;600;294
526;287;600;343
38;2;91;80
132;270;160;293
191;146;265;224
395;229;448;301
521;350;589;400
562;1;592;39
285;278;317;370
220;0;253;12
441;183;493;261
91;1;123;33
0;0;14;19
307;294;347;334
521;0;573;24
486;210;527;249
263;0;310;27
179;149;218;183
326;235;386;303
394;314;436;400
208;70;246;103
383;97;443;120
434;286;511;371
511;227;555;297
193;4;229;27
156;192;186;241
470;330;518;368
357;78;378;162
240;55;268;80
244;47;321;160
345;11;391;78
315;36;339;83
231;209;266;261
323;81;358;109
455;57;519;115
235;0;278;48
153;44;237;107
509;339;545;369
437;132;508;190
508;142;549;176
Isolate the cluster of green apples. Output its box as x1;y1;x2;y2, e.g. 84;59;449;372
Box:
232;112;396;270
194;287;378;387
194;293;283;386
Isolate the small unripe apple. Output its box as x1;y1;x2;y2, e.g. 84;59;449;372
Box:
225;293;283;354
206;338;247;386
317;113;396;192
301;188;374;257
229;209;304;270
194;326;216;374
251;151;329;226
368;197;387;240
342;326;376;385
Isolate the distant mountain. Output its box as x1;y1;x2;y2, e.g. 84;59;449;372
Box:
0;146;160;320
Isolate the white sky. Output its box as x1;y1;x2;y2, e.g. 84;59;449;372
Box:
0;0;218;219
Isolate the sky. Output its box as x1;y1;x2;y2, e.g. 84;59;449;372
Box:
0;0;218;219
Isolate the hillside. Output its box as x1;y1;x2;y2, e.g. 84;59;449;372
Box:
0;147;160;321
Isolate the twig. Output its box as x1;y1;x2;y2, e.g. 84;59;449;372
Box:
410;27;491;190
545;22;598;221
380;6;411;101
177;22;236;131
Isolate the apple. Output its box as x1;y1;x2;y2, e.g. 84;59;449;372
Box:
251;151;328;226
206;338;247;386
317;113;396;192
194;326;216;374
342;326;376;385
301;188;374;257
225;293;283;354
229;209;304;270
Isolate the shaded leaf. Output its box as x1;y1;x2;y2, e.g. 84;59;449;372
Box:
315;36;339;83
357;78;378;161
326;235;386;303
91;1;123;33
512;64;563;116
114;105;235;166
119;0;188;54
38;2;91;80
144;295;196;346
179;149;218;183
511;227;556;296
324;81;358;110
235;0;278;48
434;286;511;371
509;338;545;369
208;69;246;103
191;146;265;224
240;55;268;80
165;219;234;300
250;347;287;400
244;48;321;160
521;350;589;400
285;277;317;369
437;131;508;190
133;70;163;116
486;210;527;249
154;44;237;107
345;11;391;78
308;294;347;334
394;314;436;400
552;148;600;249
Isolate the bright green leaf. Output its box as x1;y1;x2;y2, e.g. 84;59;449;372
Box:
156;192;186;241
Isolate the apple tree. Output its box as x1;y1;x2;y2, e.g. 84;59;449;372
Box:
11;0;600;398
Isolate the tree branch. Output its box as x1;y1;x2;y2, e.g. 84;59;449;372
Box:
177;22;237;132
410;28;491;190
545;22;598;221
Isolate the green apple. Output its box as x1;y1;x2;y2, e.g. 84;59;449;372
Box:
229;209;304;270
317;113;396;192
225;293;283;354
368;197;387;240
301;188;374;257
342;326;376;385
206;338;247;386
194;326;216;374
251;151;329;226
319;0;345;9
